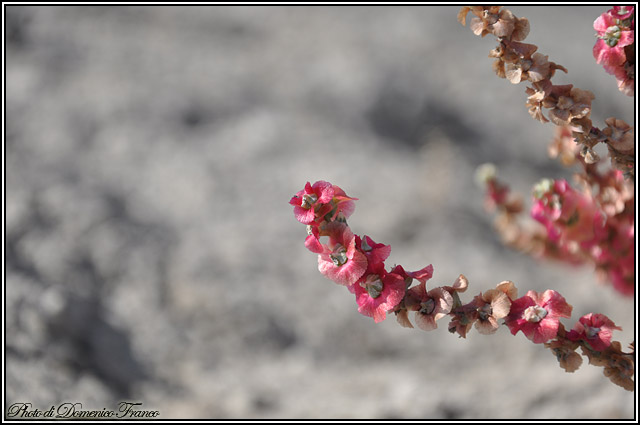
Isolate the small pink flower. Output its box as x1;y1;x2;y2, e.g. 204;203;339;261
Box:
356;235;392;274
354;266;406;323
593;11;633;67
532;179;605;250
593;8;635;95
290;181;335;224
317;222;367;286
331;185;357;220
609;6;634;20
593;37;633;73
566;313;622;351
505;290;572;343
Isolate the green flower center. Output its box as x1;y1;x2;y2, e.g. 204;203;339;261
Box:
360;275;384;298
604;25;622;47
330;244;348;267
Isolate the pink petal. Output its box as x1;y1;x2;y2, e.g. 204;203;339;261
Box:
540;290;572;319
407;265;434;284
311;181;334;204
304;234;324;254
593;13;616;33
337;200;356;218
318;250;367;286
532;318;560;343
594;39;627;67
294;205;316;224
355;272;405;323
618;30;635;47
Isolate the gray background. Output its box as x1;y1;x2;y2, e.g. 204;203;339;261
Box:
6;5;635;419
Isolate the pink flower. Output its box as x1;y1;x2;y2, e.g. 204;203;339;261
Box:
331;185;357;221
566;313;622;351
356;235;392;274
593;12;634;66
505;290;572;343
290;181;359;226
354;266;406;323
290;181;335;225
317;222;367;286
593;7;635;96
531;179;605;252
609;6;634;20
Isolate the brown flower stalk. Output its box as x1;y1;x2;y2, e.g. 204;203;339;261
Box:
459;6;635;179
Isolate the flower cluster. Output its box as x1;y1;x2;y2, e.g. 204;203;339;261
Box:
463;5;635;296
290;181;410;322
290;181;633;390
478;126;635;297
459;6;635;178
593;6;635;96
289;1;634;400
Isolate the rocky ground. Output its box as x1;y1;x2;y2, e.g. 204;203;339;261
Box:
6;5;635;419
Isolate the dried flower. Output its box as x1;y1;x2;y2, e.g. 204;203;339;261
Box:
458;6;529;41
581;341;635;391
548;125;581;166
473;286;512;335
405;282;454;331
545;337;583;373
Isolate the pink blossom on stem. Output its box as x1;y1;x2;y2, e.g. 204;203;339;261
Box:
610;6;634;20
566;313;622;351
593;12;633;68
290;181;358;225
317;222;367;287
290;181;335;224
331;185;357;220
593;7;635;96
356;235;392;274
354;265;406;323
531;179;605;260
505;289;572;343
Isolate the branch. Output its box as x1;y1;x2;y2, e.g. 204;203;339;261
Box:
289;180;635;391
458;6;635;179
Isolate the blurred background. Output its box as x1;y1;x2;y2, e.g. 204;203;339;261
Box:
5;5;635;419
